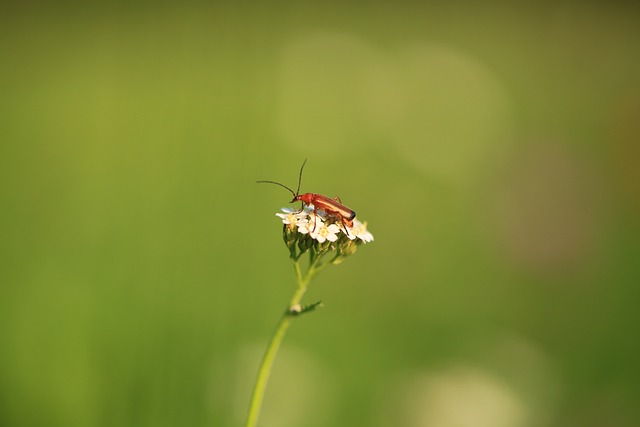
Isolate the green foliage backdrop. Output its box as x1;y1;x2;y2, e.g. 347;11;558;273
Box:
1;2;639;426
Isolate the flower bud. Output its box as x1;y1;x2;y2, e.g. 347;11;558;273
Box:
338;238;359;257
297;234;313;254
315;238;331;254
282;224;298;248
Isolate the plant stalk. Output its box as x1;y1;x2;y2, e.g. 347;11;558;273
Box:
244;257;321;427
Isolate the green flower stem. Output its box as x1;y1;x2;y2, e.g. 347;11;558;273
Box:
244;257;322;427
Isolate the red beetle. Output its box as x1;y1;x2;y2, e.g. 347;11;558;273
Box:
257;160;356;228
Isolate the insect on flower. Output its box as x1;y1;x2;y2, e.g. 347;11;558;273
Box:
257;160;357;233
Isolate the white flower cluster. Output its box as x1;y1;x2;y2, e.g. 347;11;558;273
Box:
276;205;374;244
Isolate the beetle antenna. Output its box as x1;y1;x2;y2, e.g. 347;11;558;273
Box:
296;159;307;196
256;180;296;197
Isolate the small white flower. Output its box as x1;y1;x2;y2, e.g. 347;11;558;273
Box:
343;223;357;240
297;211;323;235
310;222;341;243
275;207;308;228
349;219;374;243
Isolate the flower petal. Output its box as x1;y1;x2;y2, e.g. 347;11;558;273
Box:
327;233;339;242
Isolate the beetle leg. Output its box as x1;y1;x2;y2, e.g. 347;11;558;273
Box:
333;196;343;203
312;206;318;232
341;220;352;238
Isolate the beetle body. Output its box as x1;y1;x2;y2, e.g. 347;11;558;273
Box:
295;193;356;227
257;160;357;229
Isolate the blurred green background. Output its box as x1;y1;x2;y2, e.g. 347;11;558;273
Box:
1;1;639;426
